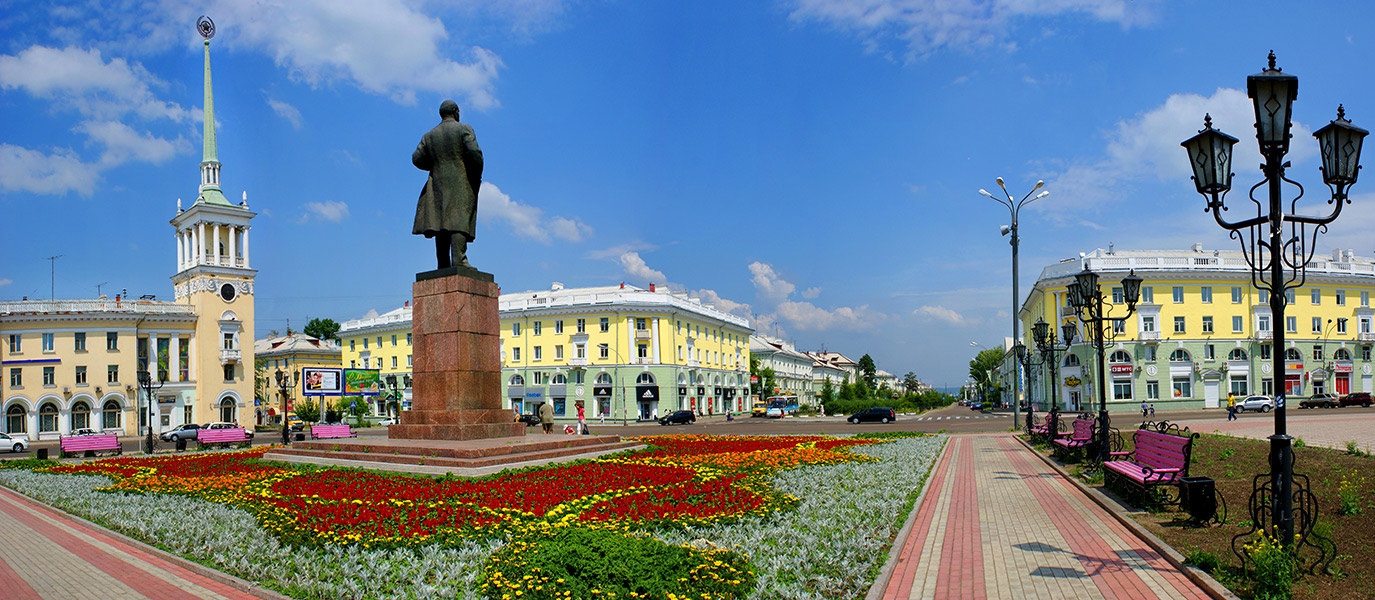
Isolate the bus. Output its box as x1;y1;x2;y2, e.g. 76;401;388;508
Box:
766;396;799;418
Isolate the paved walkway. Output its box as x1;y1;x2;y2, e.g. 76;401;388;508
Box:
0;485;275;600
881;435;1215;600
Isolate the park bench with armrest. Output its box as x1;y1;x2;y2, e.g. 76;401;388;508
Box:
198;427;249;449
59;434;121;458
1052;417;1095;461
310;424;356;440
1028;412;1063;441
1103;422;1198;507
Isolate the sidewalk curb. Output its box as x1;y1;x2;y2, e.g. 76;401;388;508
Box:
1013;435;1242;600
0;483;293;600
864;434;953;600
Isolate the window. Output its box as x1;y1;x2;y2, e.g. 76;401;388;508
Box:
1113;380;1133;400
1144;345;1157;361
1228;348;1248;361
575;343;586;359
1172;286;1184;303
39;403;58;433
1110;350;1132;363
637;344;648;358
1286;347;1303;361
576;319;586;333
1202;316;1214;334
1169;349;1191;362
1286;316;1297;333
74;332;86;352
391;334;397;346
1261;378;1274;396
1201;287;1213;303
555;320;564;334
41;333;56;351
1172;377;1192;399
509;374;524;386
223;363;234;381
1232;287;1243;303
598;343;609;359
1312;317;1323;334
350;339;356;351
1365;346;1373;361
1364;291;1370;307
7;334;19;353
75;365;87;384
677;346;683;360
532;372;546;385
1173;316;1186;333
1285;289;1295;304
391;356;398;369
377;337;383;348
1338;318;1348;334
1230;377;1249;397
1141;287;1154;304
1312;289;1321;305
512;347;521;361
1142;316;1156;332
1337;290;1346;306
636;318;647;330
533;322;542;336
107;365;119;383
407;333;412;345
1260;290;1269;303
1112;287;1124;303
1313;345;1324;361
8;368;19;387
1146;381;1160;400
512;323;521;336
1258;315;1271;331
1233;316;1244;332
1261;345;1272;360
1204;345;1215;361
1112;319;1125;334
599;317;610;333
533;346;542;360
555;345;564;360
363;337;369;349
43;366;54;386
407;355;412;367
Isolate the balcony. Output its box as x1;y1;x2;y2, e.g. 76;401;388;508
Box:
1139;330;1161;342
687;359;700;368
569;357;588;367
219;349;241;364
635;329;652;340
1360;332;1375;342
635;357;653;365
1255;330;1273;340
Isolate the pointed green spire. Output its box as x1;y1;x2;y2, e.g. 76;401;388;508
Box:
199;37;229;205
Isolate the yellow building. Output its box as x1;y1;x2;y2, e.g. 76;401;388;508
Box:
0;32;255;438
1022;245;1375;412
339;304;414;414
253;333;342;423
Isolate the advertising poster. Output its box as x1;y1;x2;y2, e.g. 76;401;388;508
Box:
344;368;381;396
301;367;344;396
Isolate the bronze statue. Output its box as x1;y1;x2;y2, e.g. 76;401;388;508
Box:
413;99;483;269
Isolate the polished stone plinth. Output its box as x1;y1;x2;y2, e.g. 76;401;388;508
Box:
264;433;640;477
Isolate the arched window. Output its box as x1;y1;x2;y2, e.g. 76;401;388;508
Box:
694;373;704;385
1335;348;1352;361
677;373;688;384
5;405;25;434
1169;349;1192;363
551;373;567;385
102;400;121;429
635;372;655;385
509;374;525;386
595;372;613;385
1227;348;1248;361
713;375;721;385
1064;354;1081;367
1109;350;1132;363
1285;347;1303;361
71;401;91;431
39;402;58;433
220;398;236;423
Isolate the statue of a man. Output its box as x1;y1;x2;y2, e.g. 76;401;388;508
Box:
413;99;483;270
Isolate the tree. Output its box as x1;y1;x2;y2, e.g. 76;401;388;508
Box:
968;347;1006;405
857;354;878;390
819;377;836;405
304;317;341;341
902;371;921;394
749;356;777;398
253;357;270;407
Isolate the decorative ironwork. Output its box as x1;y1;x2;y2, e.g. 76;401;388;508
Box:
1139;420;1190;436
1231;467;1335;574
197;16;215;40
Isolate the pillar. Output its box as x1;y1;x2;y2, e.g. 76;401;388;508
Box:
228;225;237;268
169;336;180;383
212;225;221;266
197;223;206;265
242;227;250;268
176;231;184;271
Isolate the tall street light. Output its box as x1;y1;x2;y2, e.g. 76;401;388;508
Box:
1065;267;1143;466
980;179;1049;425
1012;341;1044;432
1182;51;1363;563
137;370;165;454
275;367;297;445
1033;318;1076;437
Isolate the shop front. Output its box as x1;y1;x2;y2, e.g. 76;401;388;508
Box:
636;385;659;421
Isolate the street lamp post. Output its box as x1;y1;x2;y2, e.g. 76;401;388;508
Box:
980;179;1050;425
274;367;297;445
1012;341;1042;432
137;370;165;454
1065;268;1143;466
1033;319;1076;437
1181;52;1363;562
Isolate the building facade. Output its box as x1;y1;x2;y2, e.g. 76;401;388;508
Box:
750;336;815;404
339;304;414;415
1022;245;1375;413
500;283;753;421
254;333;341;423
1;33;255;437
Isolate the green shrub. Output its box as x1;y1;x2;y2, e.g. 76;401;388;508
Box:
479;527;754;599
1293;437;1307;449
1338;469;1366;516
1184;548;1221;574
1243;530;1296;600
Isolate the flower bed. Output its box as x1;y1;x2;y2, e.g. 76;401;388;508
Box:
1;434;945;599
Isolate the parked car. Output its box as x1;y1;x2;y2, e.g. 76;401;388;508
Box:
0;432;28;453
1299;393;1340;409
1339;391;1374;408
159;423;201;442
517;413;542;427
70;428;101;436
1238;395;1273;413
848;407;897;424
205;422;254;440
765;406;784;418
658;410;696;425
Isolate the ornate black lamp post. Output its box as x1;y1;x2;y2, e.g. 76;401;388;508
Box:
1012;341;1036;432
274;367;297;445
1033;318;1077;436
1065;268;1142;465
1181;52;1365;560
138;370;165;454
980;178;1049;423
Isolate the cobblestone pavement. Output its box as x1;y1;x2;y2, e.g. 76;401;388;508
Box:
881;435;1213;600
1169;407;1375;452
0;485;277;600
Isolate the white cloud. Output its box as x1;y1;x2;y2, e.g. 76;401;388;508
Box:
0;144;96;196
479;181;592;244
786;0;1154;58
913;305;968;325
302;200;350;223
618;251;667;283
0;45;187;122
76;120;185;167
587;242;658;260
801;286;822;299
774;300;885;332
748;262;796;301
267;97;303;129
693;287;755;321
0;278;12;287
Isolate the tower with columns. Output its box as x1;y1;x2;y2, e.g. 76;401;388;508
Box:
169;28;256;424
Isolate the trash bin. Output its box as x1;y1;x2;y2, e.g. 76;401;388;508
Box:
36;448;48;460
294;433;305;442
176;438;187;452
1178;476;1217;524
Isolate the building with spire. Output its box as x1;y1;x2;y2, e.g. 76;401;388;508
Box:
0;19;256;439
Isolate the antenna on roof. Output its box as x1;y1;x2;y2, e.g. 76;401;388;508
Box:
44;255;63;300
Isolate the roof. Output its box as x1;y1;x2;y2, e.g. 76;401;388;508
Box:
254;333;341;357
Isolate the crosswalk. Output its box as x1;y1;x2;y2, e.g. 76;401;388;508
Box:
913;414;1007;421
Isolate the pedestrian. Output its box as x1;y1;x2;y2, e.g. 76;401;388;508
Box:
538;400;554;434
1141;401;1148;418
1149;404;1155;417
513;405;521;422
576;401;587;435
1227;394;1237;421
651;409;658;421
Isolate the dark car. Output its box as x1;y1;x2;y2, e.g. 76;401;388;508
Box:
517;413;542;427
970;402;984;411
159;423;200;442
848;407;896;424
1299;393;1340;409
1339;392;1374;408
658;410;696;425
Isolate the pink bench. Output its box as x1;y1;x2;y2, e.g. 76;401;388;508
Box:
1104;427;1198;505
1051;417;1095;461
198;427;249;448
1028;413;1062;440
309;424;355;440
59;434;121;458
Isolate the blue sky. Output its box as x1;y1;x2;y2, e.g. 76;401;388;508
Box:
4;1;1375;389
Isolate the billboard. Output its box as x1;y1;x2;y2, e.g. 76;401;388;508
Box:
301;367;344;396
344;368;381;396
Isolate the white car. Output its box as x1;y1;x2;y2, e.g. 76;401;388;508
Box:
0;432;29;453
1239;395;1274;413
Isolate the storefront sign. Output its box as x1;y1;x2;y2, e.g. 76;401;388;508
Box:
594;385;613;398
1110;365;1133;374
636;385;659;402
